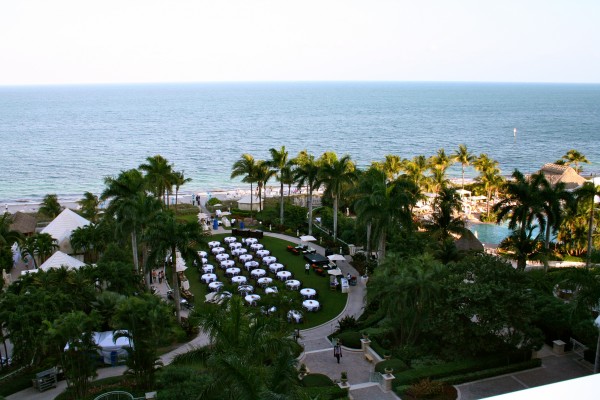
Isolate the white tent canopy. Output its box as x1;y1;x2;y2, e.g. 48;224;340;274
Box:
456;189;471;197
237;195;263;211
299;235;317;242
328;268;343;276
41;209;90;254
175;257;187;272
64;331;131;364
328;254;346;261
40;251;86;271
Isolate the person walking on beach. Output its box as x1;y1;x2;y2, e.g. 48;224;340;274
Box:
305;263;310;275
334;344;342;364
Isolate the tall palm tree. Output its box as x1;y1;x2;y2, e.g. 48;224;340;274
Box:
539;179;574;271
382;154;404;182
280;163;295;200
77;192;100;222
254;161;275;213
426;186;466;241
575;182;600;267
403;155;430;192
429;148;454;175
102;169;158;275
139;155;174;206
39;194;62;219
294;154;321;235
558;149;590;173
21;233;58;268
267;146;289;224
319;154;357;240
453;144;475;189
0;213;23;249
494;170;546;270
172;170;192;208
231;154;258;218
474;154;503;219
353;168;418;261
145;211;205;322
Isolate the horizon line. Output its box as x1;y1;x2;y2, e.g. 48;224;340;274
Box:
2;79;600;88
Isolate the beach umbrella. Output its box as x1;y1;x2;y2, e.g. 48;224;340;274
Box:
176;258;187;272
327;254;346;261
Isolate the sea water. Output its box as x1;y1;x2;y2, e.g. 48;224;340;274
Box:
1;82;599;203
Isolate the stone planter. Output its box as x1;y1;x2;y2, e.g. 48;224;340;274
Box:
384;368;394;375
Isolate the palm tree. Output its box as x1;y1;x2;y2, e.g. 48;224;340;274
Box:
575;182;600;267
280;162;296;200
172;170;192;208
403;155;430;192
254;161;275;213
494;170;546;270
453;144;475;189
294;154;321;235
429;148;454;175
539;179;574;271
139;155;174;206
231;154;258;218
474;154;503;219
175;296;301;398
558;149;590;173
70;223;109;263
77;192;100;222
145;211;206;322
426;186;466;241
102;169;159;275
382;154;404;182
319;154;357;241
21;233;58;268
267;146;289;224
367;253;444;346
39;194;62;219
353;169;418;261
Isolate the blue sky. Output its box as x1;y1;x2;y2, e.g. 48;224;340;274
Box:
1;0;599;85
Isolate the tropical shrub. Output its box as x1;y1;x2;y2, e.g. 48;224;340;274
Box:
301;373;335;387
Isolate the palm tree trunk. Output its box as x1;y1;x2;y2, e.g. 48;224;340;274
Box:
378;231;386;262
175;188;179;208
462;166;465;189
333;195;339;240
250;183;253;219
543;221;551;272
486;189;491;220
131;229;139;274
172;245;181;323
366;222;371;259
587;198;595;268
280;181;284;224
308;191;313;235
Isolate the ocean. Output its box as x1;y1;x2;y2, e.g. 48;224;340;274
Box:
1;82;599;204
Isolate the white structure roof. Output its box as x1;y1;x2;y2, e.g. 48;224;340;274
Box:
237;195;262;204
40;251;86;271
41;209;90;253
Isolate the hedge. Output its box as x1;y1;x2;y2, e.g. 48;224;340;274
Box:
394;359;541;396
0;369;36;397
302;386;348;399
394;351;532;386
335;331;362;349
301;373;335;387
374;359;409;374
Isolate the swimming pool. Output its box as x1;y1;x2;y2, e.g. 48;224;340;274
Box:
467;222;511;246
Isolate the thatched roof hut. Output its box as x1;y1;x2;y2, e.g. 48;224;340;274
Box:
535;163;587;190
9;212;37;236
455;229;484;252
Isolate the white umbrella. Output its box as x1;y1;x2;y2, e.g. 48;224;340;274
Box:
181;280;190;291
299;235;317;242
328;268;343;276
205;292;218;302
176;258;187;272
327;254;346;261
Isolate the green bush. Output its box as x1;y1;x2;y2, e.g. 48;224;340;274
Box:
301;373;335;387
302;386;348;399
336;315;358;332
334;331;362;349
374;359;409;374
438;359;541;385
394;351;533;386
206;197;221;206
0;369;36;397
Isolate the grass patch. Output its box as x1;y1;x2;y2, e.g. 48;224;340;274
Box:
184;233;347;329
301;373;335;387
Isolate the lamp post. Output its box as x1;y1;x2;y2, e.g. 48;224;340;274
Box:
595;314;600;373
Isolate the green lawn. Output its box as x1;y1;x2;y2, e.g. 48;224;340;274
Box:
184;233;347;329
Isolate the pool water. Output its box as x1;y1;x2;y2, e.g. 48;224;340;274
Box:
467;222;511;246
